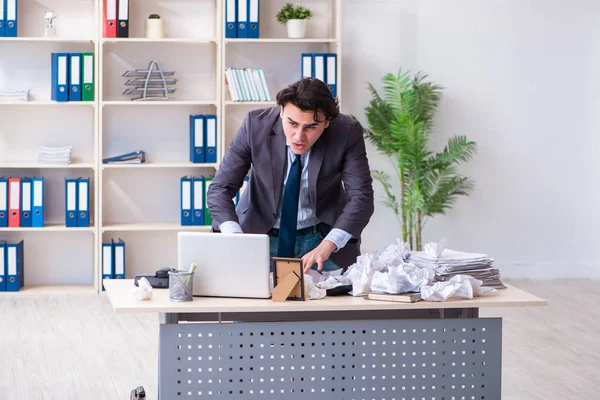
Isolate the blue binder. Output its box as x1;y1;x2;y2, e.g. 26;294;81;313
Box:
102;241;114;291
77;177;89;227
248;0;260;38
180;176;193;226
6;240;24;292
189;114;205;163
32;177;44;228
65;178;78;227
326;53;337;98
5;0;17;37
225;0;237;38
51;53;70;102
0;177;7;227
192;177;204;226
237;0;248;38
113;239;126;279
205;115;218;164
0;0;5;37
19;177;32;227
0;241;6;292
69;53;82;102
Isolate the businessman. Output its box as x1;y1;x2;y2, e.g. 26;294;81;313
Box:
207;77;374;273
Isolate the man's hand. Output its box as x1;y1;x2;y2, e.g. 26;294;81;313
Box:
302;240;337;274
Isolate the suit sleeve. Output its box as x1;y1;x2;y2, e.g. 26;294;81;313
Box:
332;120;375;237
206;114;252;227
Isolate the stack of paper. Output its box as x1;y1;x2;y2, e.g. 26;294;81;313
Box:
0;89;30;102
409;249;506;289
37;146;72;165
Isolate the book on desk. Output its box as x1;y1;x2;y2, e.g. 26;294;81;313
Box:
367;292;422;303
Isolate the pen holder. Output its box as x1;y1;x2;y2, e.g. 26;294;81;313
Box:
168;269;194;302
145;14;165;39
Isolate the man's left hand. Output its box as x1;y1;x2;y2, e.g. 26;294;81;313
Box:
302;240;337;274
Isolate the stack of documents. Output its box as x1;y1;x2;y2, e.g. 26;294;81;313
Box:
408;249;506;289
36;146;72;165
225;68;270;102
0;89;29;102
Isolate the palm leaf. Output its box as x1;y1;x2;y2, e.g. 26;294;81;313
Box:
371;170;400;215
382;70;413;114
431;136;477;168
410;72;443;129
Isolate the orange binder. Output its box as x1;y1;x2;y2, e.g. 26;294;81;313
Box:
103;0;117;38
8;177;20;228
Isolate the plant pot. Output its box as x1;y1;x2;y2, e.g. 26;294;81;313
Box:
286;19;308;39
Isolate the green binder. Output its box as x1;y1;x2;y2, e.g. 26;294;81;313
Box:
204;177;213;226
81;52;95;101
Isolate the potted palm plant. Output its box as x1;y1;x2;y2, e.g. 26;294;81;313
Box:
363;69;478;251
276;2;313;39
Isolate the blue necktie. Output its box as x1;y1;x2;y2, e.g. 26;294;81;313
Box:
277;153;302;257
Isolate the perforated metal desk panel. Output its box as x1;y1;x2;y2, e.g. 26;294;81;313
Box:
104;280;546;400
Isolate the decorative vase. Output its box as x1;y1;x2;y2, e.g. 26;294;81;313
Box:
286;19;307;39
146;14;165;39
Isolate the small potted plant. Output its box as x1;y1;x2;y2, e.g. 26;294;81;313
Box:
276;2;313;39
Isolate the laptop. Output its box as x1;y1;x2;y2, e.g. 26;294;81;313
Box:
177;232;271;299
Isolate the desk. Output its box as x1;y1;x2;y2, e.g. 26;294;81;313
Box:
104;280;546;399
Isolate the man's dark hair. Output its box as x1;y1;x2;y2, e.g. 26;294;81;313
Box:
276;77;340;122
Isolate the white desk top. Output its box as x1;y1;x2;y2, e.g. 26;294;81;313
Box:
104;279;547;314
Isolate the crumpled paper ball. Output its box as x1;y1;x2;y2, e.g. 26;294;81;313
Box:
130;277;153;301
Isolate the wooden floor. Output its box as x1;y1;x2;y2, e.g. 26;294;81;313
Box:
0;279;596;399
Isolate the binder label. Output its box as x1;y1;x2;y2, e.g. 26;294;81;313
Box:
79;181;88;211
327;56;336;84
182;181;191;210
67;181;76;211
71;55;80;84
193;180;203;211
7;247;16;275
33;180;43;207
103;245;112;275
9;181;18;209
239;0;247;21
195;118;204;147
107;0;117;20
7;0;16;20
226;0;235;23
115;247;125;274
83;55;93;83
0;183;6;211
250;0;259;21
207;119;216;147
22;183;31;211
119;0;129;19
58;56;67;85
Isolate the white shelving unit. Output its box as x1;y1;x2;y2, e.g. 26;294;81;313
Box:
0;0;342;294
0;0;99;294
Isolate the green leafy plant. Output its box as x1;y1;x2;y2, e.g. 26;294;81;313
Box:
363;69;477;251
276;3;313;24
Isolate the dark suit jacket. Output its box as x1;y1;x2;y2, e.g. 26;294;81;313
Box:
207;107;374;268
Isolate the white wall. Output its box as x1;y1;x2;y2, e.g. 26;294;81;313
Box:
344;0;600;279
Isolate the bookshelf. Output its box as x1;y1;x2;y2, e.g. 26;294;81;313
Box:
0;0;342;294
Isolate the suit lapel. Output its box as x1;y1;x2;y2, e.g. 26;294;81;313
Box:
308;130;329;208
269;117;287;211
